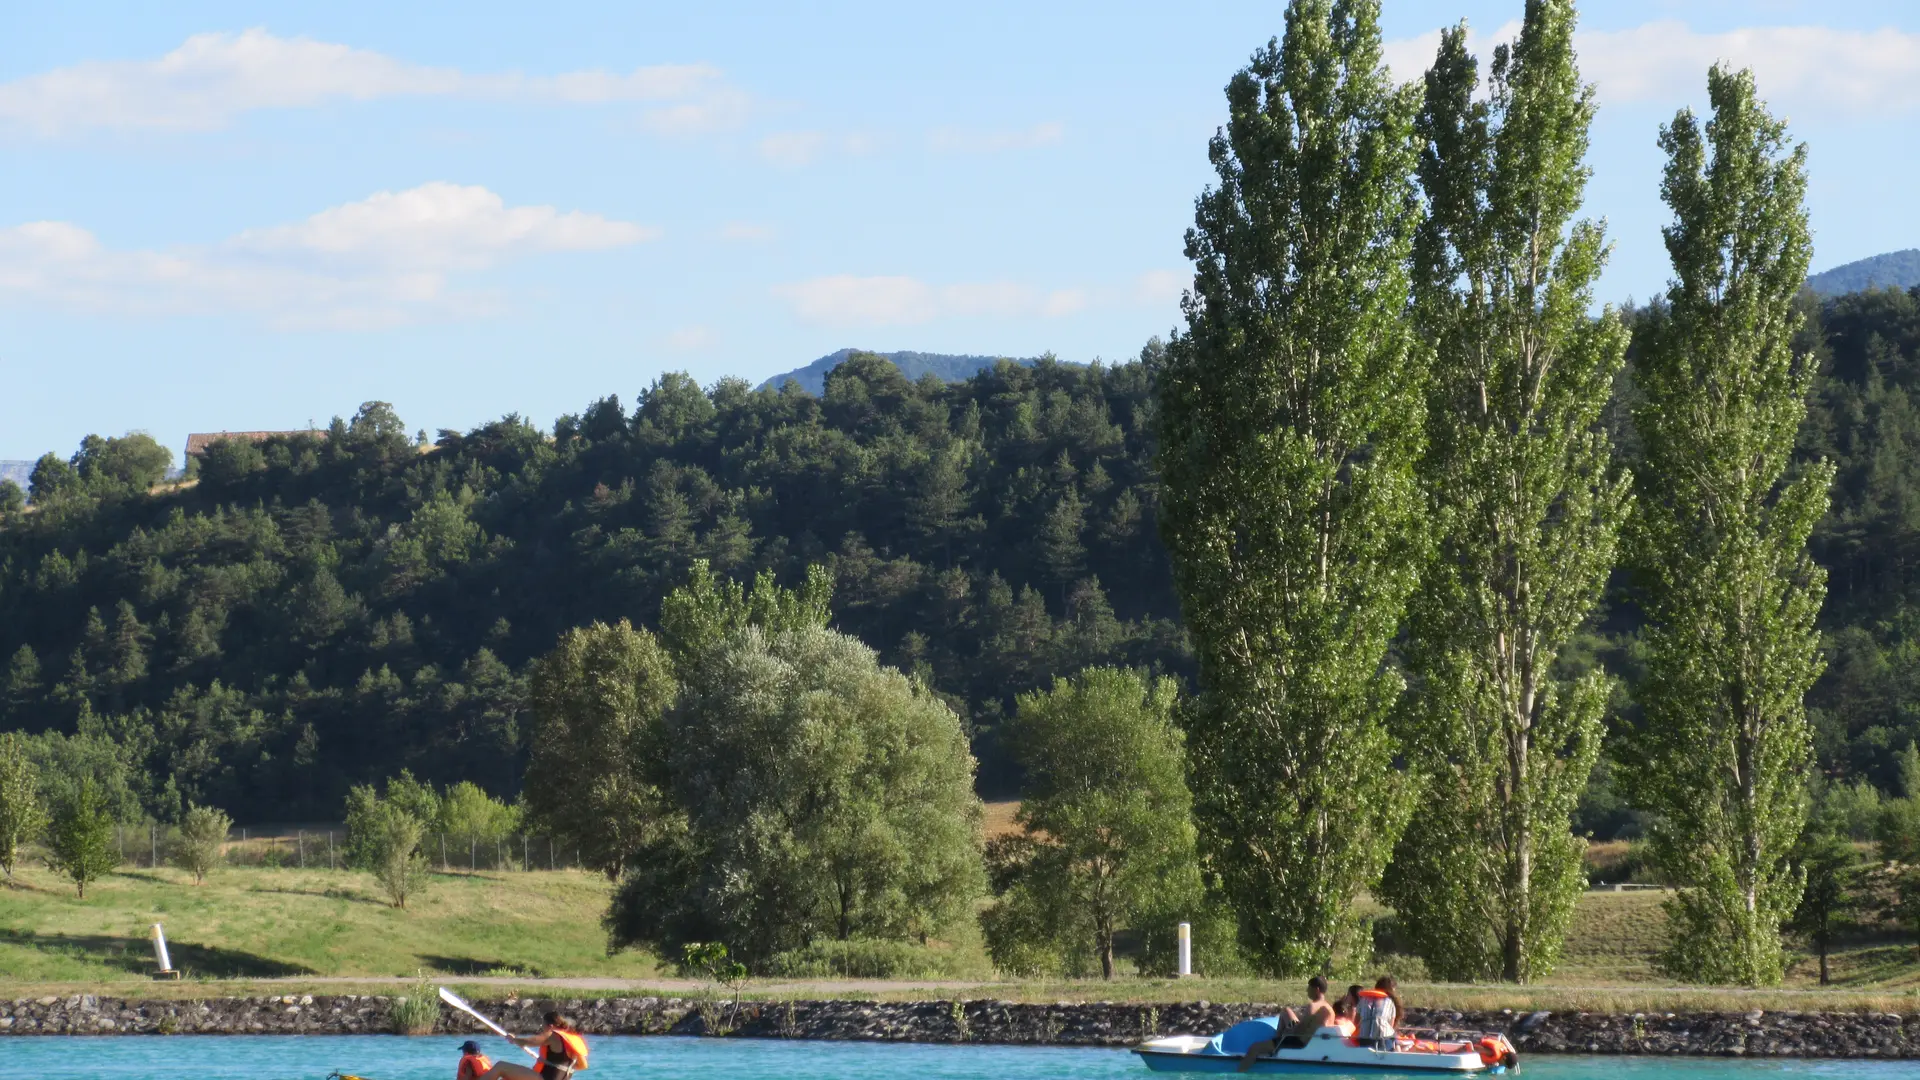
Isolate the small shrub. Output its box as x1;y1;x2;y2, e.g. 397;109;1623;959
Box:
370;810;430;909
681;942;747;1032
171;804;230;883
388;975;440;1034
765;938;972;979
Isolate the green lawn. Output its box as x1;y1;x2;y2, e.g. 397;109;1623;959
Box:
0;862;657;985
3;862;1916;1015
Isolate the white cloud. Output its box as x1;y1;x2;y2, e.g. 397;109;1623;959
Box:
1577;22;1920;112
926;121;1065;154
757;130;874;168
720;222;774;242
773;275;1118;328
1383;19;1920;115
664;325;715;351
1132;269;1186;305
232;182;656;269
0;28;741;135
759;131;828;168
0;183;654;329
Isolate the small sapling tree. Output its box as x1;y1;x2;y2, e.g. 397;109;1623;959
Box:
172;803;232;884
0;732;46;883
46;779;119;898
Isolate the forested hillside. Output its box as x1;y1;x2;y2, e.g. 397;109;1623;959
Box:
3;288;1920;826
0;353;1183;820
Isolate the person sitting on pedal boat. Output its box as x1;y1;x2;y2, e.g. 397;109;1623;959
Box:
1236;976;1334;1071
1355;976;1402;1050
476;1012;589;1080
456;1040;493;1080
1329;992;1357;1037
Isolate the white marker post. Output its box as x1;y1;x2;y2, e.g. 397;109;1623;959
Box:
150;923;179;980
1177;921;1192;977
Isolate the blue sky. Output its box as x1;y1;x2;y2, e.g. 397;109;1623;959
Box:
5;0;1919;464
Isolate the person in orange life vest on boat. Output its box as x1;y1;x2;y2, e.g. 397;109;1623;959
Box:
475;1012;590;1080
1354;975;1403;1050
455;1040;492;1080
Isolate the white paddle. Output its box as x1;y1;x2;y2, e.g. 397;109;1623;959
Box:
439;986;540;1060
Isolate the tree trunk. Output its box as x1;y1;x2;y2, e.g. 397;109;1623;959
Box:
1099;925;1115;980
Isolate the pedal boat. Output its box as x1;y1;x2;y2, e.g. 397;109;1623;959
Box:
1133;1016;1518;1074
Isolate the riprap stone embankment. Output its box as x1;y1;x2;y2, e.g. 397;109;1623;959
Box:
0;994;1913;1058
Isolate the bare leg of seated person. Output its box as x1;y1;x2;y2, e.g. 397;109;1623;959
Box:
1236;1038;1278;1072
476;1063;545;1080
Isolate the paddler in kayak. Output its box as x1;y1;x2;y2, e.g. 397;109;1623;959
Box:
475;1011;589;1080
456;1040;492;1080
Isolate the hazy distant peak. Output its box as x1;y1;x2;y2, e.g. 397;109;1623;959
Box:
1808;249;1920;296
759;348;1037;396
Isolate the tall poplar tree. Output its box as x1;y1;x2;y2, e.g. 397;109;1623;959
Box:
1383;1;1628;983
1626;66;1828;985
1155;0;1426;975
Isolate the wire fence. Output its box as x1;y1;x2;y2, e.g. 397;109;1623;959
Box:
99;823;586;874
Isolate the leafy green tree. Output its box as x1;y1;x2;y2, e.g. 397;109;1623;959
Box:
438;780;519;869
1154;0;1426;975
980;668;1202;979
1875;745;1920;865
1789;828;1859;985
196;437;267;488
0;732;46;882
657;558;834;667
26;452;77;503
1625;66;1829;985
525;620;676;879
368;804;430;909
45;779;119;898
1385;1;1628;984
0;480;23;515
3;646;42;725
72;433;173;496
171;802;231;883
609;624;983;966
342;772;440;871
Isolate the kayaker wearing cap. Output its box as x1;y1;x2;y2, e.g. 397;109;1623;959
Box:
476;1012;589;1080
456;1040;492;1080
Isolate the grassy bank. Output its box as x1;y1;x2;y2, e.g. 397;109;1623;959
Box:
0;862;656;985
2;861;1915;1015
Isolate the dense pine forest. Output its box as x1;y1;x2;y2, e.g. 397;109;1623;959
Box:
0;353;1183;820
0;287;1918;826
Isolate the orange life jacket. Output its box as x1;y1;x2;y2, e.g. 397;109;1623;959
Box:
547;1027;590;1072
457;1052;492;1080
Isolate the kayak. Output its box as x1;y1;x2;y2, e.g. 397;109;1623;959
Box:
1133;1017;1518;1074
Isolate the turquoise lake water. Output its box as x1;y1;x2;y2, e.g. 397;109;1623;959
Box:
7;1036;1919;1080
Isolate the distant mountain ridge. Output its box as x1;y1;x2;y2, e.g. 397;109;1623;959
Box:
1808;250;1920;296
760;349;1038;396
0;461;31;493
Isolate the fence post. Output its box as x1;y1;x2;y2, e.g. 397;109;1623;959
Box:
329;830;336;871
150;823;157;868
548;836;554;871
298;830;305;869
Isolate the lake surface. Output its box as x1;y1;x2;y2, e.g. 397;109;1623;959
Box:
8;1035;1919;1080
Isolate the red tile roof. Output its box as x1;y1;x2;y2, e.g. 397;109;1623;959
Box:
183;430;328;457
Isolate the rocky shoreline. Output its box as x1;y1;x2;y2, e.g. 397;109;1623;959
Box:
0;994;1914;1058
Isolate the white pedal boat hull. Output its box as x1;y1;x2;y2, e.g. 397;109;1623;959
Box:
1133;1026;1510;1075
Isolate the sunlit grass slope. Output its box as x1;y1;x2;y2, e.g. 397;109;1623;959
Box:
0;863;657;984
